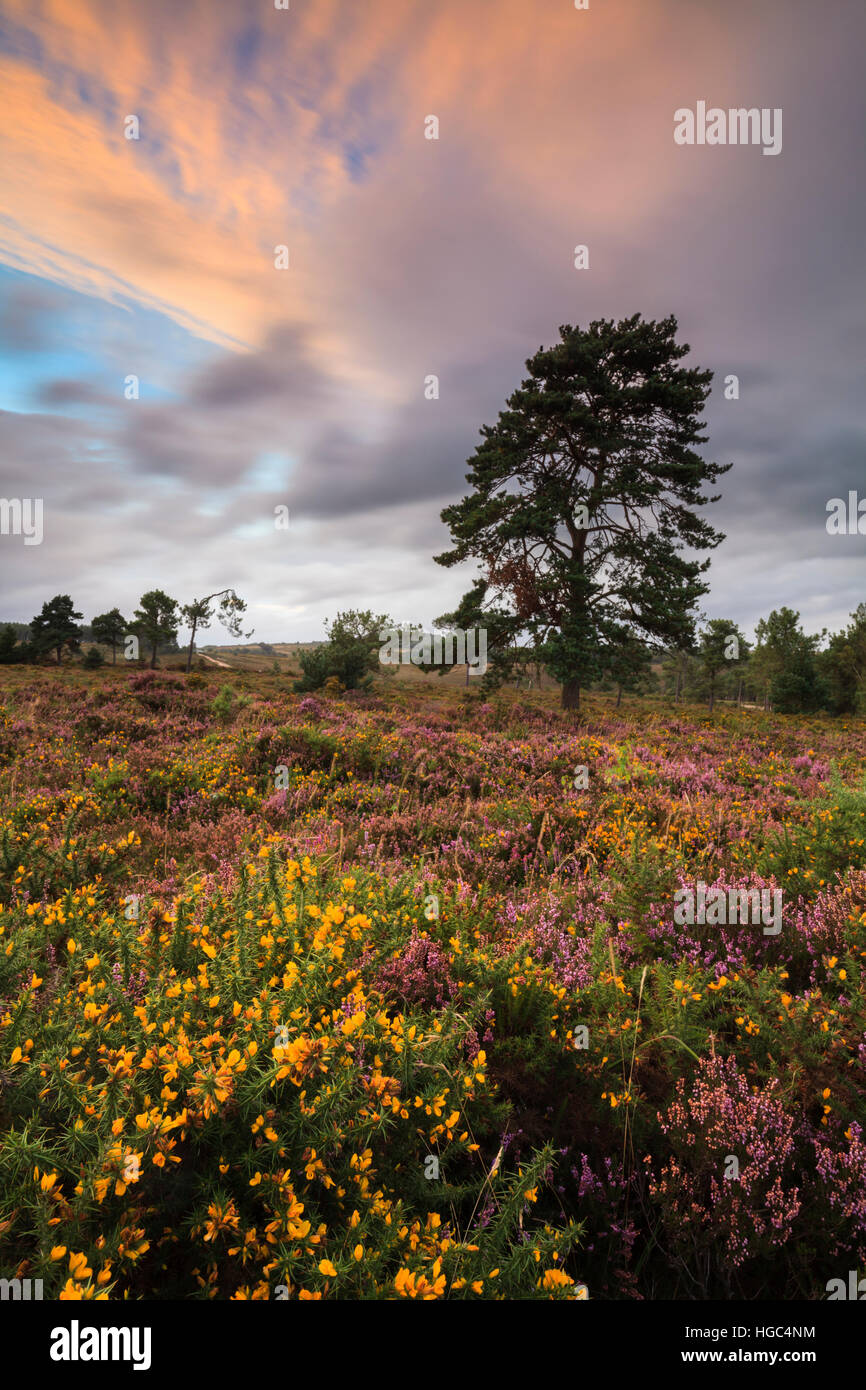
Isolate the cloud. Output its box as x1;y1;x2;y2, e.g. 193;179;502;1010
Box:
0;0;864;639
0;282;60;350
35;378;117;407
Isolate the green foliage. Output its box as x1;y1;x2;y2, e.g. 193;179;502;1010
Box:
133;589;179;669
211;684;237;722
30;594;84;665
181;589;250;673
0;624;29;664
753;608;825;714
771;665;829;714
820;605;866;714
606;821;671;928
429;584;518;692
294;610;392;693
90;609;127;663
757;771;866;883
435;314;729;708
599;633;656;701
697;618;748;711
0;853;584;1300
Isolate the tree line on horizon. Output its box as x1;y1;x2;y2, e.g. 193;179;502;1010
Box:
0;588;249;674
1;592;864;716
1;314;861;714
291;605;866;716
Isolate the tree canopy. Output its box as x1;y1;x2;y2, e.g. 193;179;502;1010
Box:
294;609;393;693
133;590;179;669
180;589;250;673
91;608;128;664
30;595;83;666
434;314;729;708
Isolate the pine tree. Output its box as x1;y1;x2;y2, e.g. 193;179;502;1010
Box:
91;608;128;664
435;315;729;709
30;595;83;665
133;590;179;669
180;590;250;673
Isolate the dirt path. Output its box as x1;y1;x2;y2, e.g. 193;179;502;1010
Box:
199;653;234;669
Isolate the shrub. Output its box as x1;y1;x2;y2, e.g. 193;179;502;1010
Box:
212;684;236;721
0;853;582;1299
294;611;391;693
649;1054;801;1292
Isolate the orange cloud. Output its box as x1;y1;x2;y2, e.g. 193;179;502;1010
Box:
0;0;743;370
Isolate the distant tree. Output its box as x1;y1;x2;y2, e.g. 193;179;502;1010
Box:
180;589;251;674
820;604;866;714
752;608;825;713
661;645;697;704
295;610;392;693
82;646;105;669
434;315;728;709
509;645;536;690
601;632;655;707
0;621;36;664
133;590;179;669
0;624;22;664
30;595;84;665
697;619;747;713
91;608;128;664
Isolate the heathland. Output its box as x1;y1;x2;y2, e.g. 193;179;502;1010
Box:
1;667;864;1299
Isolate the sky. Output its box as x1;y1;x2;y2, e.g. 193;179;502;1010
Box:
0;0;864;646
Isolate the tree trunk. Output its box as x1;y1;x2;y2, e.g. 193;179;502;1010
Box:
150;641;158;669
708;677;715;714
674;670;682;704
561;677;580;710
736;678;743;707
111;640;117;665
186;617;197;674
616;684;623;708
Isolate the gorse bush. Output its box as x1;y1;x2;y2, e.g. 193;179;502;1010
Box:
757;770;866;885
0;850;581;1299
